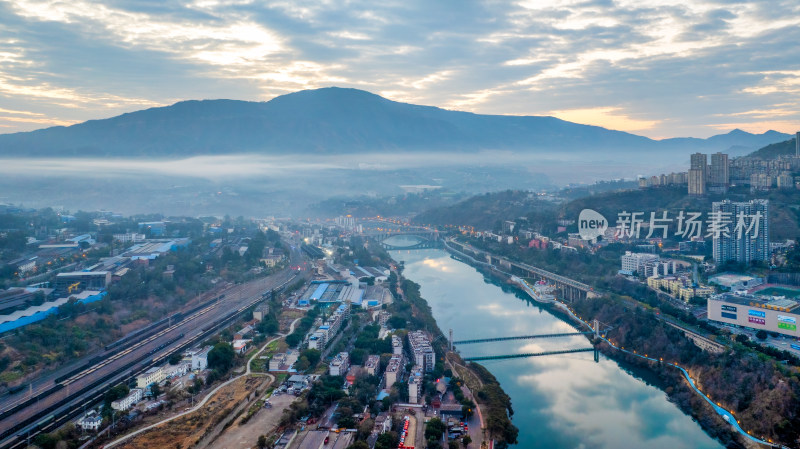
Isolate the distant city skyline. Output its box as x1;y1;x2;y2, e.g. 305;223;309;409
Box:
0;0;799;139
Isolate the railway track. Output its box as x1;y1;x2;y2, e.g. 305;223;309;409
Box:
0;272;297;449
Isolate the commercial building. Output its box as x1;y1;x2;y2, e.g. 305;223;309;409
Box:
136;366;165;389
708;294;800;337
329;352;350;376
711;199;770;264
111;388;143;411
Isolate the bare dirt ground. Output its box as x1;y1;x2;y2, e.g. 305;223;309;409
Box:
115;376;261;449
209;392;299;449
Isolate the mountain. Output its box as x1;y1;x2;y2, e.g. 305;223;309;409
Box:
0;87;790;158
660;129;792;156
747;137;798;159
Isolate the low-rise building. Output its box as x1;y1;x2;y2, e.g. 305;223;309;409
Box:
377;311;390;327
408;365;424;404
164;363;190;379
191;346;212;371
620;252;659;276
365;354;381;376
253;303;270;322
269;350;299;372
77;411;103;431
55;271;111;295
329;352;350;376
234;325;253;340
391;335;403;356
111;388;143;411
136;366;165;389
384;354;403;389
408;330;435;372
232;339;249;354
374;412;392;434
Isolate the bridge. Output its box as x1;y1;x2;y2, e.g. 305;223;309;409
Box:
445;238;596;302
452;321;602;363
453;332;592;345
463;348;596;362
364;230;443;250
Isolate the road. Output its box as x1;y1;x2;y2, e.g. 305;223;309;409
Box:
104;317;302;448
0;269;298;449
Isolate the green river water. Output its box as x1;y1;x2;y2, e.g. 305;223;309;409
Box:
388;242;723;449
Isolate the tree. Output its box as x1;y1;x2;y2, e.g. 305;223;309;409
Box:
425;417;447;440
104;383;130;405
756;330;768;340
735;334;750;343
150;383;162;398
375;432;399;449
169;352;183;365
257;435;267;449
207;342;236;373
388;315;406;329
449;441;460;449
346;442;369;449
462;435;472;447
462;404;474;420
300;348;321;367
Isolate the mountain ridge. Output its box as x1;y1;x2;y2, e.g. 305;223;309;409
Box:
0;87;790;158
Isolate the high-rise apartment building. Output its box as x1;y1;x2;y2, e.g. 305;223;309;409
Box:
688;153;707;195
709;152;729;192
711;199;770;264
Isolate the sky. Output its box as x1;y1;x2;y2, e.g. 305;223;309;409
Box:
0;0;799;139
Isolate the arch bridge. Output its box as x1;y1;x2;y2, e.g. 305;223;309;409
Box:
373;231;443;250
361;226;443;250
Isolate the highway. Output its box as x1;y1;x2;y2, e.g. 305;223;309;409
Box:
0;269;300;449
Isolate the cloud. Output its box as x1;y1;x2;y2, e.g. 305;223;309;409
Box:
549;106;661;132
0;0;799;137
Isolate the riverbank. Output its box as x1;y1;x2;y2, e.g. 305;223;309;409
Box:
389;246;724;449
389;264;519;448
443;242;793;449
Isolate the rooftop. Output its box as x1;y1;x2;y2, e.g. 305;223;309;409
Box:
711;293;800;312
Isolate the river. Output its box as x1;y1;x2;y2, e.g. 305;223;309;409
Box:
388;242;722;449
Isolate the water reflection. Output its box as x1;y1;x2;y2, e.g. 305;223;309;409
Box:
391;248;722;449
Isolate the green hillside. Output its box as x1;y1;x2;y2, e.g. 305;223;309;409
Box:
748;138;796;159
416;185;800;241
